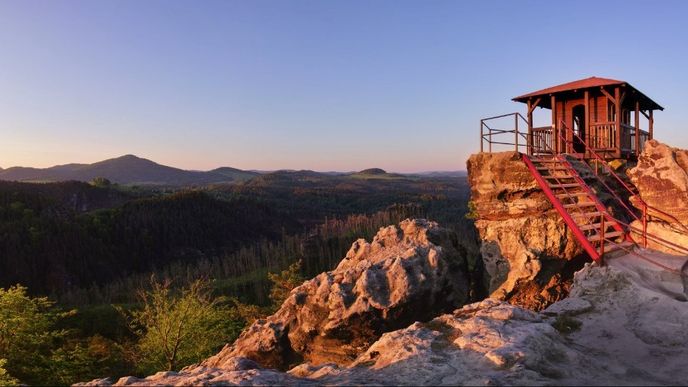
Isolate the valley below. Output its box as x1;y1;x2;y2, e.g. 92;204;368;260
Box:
0;158;476;385
3;142;688;386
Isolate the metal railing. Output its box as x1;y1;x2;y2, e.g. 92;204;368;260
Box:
480;113;688;276
478;112;688;260
520;122;625;261
481;114;651;157
558;120;688;257
480;112;530;153
480;112;553;155
522;154;617;262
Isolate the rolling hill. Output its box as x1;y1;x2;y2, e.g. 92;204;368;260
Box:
0;155;259;186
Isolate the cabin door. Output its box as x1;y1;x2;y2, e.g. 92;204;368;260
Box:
572;105;586;153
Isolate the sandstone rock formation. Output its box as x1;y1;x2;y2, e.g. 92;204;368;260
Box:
627;140;688;255
466;151;582;310
628;139;688;225
203;219;470;370
84;252;688;386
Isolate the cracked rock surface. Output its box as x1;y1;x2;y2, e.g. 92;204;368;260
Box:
82;250;688;386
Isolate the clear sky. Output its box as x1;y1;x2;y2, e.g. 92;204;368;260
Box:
1;0;687;172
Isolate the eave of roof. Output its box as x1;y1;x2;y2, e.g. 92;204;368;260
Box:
512;76;663;111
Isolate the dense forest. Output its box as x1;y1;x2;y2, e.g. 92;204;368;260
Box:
0;170;477;385
0;182;298;294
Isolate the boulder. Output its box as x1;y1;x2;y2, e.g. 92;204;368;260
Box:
625;140;688;255
628;139;688;225
203;219;470;370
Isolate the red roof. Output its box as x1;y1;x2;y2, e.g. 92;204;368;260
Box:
512;76;663;110
513;77;624;101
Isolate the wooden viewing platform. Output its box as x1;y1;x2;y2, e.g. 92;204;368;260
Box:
481;76;663;159
478;78;688;268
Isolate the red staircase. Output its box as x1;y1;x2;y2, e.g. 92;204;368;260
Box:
480;112;688;266
522;154;629;262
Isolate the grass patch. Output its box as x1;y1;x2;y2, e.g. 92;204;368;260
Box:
551;314;582;334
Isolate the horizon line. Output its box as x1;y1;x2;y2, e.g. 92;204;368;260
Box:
0;153;468;174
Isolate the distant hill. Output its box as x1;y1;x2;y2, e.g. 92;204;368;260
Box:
349;168;408;180
209;166;261;182
0;155;259;186
358;168;387;175
414;171;467;178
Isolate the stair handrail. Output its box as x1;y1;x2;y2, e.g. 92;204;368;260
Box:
557;121;642;224
480;112;688;263
519;123;626;260
558;120;688;236
524;120;688;257
522;154;604;261
553;121;688;258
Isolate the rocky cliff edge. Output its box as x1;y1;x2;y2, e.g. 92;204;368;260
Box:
83;249;688;386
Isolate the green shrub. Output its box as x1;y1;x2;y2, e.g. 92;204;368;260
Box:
0;359;18;386
118;278;244;373
0;285;68;384
267;260;305;310
465;200;479;220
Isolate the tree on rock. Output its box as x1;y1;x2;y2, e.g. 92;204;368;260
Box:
119;278;243;373
268;260;304;310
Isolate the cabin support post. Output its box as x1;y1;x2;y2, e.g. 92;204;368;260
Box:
527;98;540;154
514;113;518;152
527;100;533;155
635;101;641;156
551;95;557;153
584;90;590;157
649;110;654;140
614;87;621;158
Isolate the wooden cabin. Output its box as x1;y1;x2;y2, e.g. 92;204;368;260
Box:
512;77;663;159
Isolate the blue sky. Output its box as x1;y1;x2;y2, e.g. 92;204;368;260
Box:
1;0;687;172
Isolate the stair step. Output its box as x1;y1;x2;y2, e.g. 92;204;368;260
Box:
536;166;570;171
531;159;563;163
555;192;589;199
564;202;597;209
570;211;603;218
543;175;575;179
587;230;624;243
578;221;617;231
600;241;634;256
548;183;581;189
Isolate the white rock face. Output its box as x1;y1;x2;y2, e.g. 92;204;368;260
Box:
627;140;688;256
203;219;471;369
82;250;688;386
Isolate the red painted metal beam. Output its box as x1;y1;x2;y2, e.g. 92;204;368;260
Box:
522;154;602;262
